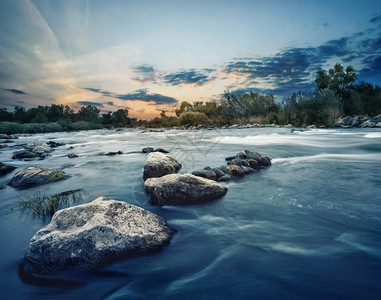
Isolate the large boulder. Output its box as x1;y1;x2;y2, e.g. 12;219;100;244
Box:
143;152;181;180
144;174;228;205
8;166;69;188
23;197;175;274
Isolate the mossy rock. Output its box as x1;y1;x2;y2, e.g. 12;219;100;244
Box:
9;166;69;188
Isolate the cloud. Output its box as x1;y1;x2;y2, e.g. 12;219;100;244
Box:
4;88;27;95
115;89;178;105
132;65;156;83
162;69;215;86
83;87;179;105
77;101;104;107
223;23;381;95
370;14;381;23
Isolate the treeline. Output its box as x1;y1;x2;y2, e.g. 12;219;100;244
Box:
1;63;381;133
146;63;381;128
0;104;131;134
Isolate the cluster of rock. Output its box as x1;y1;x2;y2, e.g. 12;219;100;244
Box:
23;197;176;274
12;141;64;160
143;152;227;205
192;150;271;182
335;114;381;128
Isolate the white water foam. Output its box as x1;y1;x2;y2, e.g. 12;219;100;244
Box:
364;132;381;138
272;153;381;164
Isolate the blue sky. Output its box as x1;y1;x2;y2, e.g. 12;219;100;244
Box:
1;0;380;119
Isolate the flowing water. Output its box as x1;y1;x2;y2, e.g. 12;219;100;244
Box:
0;127;380;299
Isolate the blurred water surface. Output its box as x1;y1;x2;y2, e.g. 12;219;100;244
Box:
0;127;380;299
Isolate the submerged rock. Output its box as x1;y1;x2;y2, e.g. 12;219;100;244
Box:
67;153;78;158
46;141;64;148
142;147;154;153
23;197;176;274
144;174;228;205
0;162;16;176
9;166;69;188
143;152;181;180
105;151;123;156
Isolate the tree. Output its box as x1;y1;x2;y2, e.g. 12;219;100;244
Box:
316;63;357;115
78;105;101;123
316;63;357;95
112;108;129;127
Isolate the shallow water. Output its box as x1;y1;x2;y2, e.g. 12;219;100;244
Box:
1;127;380;299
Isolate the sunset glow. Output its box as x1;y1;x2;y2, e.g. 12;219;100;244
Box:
1;0;381;119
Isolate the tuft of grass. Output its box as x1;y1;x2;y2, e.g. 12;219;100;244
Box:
18;189;82;220
48;169;66;182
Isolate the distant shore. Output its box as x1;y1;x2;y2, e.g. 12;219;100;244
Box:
1;113;381;136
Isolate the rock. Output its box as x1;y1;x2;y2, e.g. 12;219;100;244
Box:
227;165;245;177
192;169;217;180
67;153;78;158
212;168;226;178
142;147;154;153
144;174;228;205
46;141;64;148
13;143;53;160
258;156;272;167
24;143;52;156
225;156;235;162
229;124;240;129
247;159;259;169
142;147;169;154
335;116;360;128
143;152;181;180
105;151;123;156
0;162;16;176
12;150;39;159
9;166;69;188
360;120;376;128
241;166;256;174
371;114;381;123
153;148;169;154
217;174;233;182
23;197;175;274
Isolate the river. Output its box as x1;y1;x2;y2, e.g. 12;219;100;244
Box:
0;127;380;299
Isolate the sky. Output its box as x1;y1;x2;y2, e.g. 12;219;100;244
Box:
0;0;381;119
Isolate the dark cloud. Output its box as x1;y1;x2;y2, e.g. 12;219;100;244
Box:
317;37;350;58
224;24;381;96
4;88;27;95
359;55;381;82
115;89;178;105
83;87;179;105
132;65;156;83
77;101;104;107
225;47;317;95
162;69;215;86
370;14;381;23
107;101;114;106
84;87;114;97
